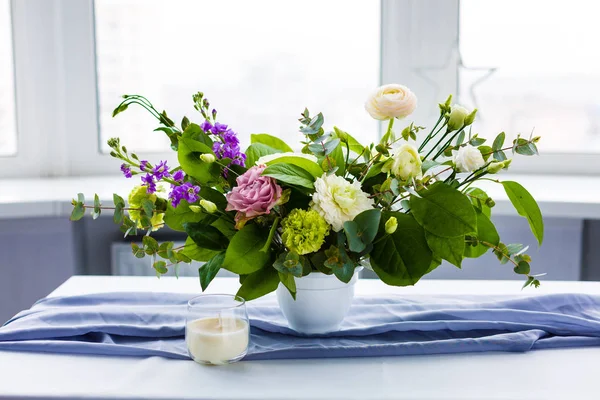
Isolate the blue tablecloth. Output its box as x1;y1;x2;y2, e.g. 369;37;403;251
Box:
1;292;600;360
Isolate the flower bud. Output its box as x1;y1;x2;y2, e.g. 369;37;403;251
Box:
486;198;496;207
487;162;504;174
385;216;398;234
502;159;512;170
439;94;453;113
447;105;470;131
199;199;217;214
200;153;216;164
188;205;202;213
464;109;477;126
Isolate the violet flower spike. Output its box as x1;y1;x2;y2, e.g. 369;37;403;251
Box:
141;173;157;194
152;160;171;180
120;164;132;178
172;170;185;182
139;160;150;172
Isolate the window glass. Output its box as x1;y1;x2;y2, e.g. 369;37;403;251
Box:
95;0;380;153
0;0;16;156
460;0;600;153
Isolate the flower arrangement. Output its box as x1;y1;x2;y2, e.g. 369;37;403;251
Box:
71;84;544;300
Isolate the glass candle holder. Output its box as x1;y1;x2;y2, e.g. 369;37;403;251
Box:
186;294;249;365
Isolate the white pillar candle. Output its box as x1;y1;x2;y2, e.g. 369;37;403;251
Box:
186;317;249;365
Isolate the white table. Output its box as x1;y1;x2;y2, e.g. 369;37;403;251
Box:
1;276;599;400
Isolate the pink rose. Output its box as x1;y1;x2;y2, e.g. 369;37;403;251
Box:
226;165;282;221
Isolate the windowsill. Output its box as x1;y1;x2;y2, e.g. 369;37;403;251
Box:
0;174;598;220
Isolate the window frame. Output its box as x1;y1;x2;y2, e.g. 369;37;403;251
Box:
1;0;598;178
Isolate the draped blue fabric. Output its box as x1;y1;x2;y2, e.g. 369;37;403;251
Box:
1;292;600;360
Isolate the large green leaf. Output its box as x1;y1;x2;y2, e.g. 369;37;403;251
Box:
465;187;492;217
183;222;228;251
410;182;477;238
333;126;364;155
222;223;271;274
177;134;218;184
199;252;225;291
343;209;381;253
464;209;500;258
236;266;279;301
329;143;346;176
181;237;220;262
502;181;544;245
262;163;315;190
164;200;207;232
199;186;227;210
425;233;464;268
370;212;433;286
263;156;323;178
245;143;282;167
251;134;293;153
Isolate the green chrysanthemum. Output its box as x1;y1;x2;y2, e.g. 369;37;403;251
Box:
128;185;165;231
281;209;330;255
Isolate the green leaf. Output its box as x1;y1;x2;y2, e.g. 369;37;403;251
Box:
262;163;315;190
333;127;364;155
370;212;433;286
113;193;125;207
142;236;159;253
245;143;282;167
157;241;174;259
278;271;297;300
514;260;531;275
141;199;154;217
501;181;544;245
199;186;227;210
236;266;279;301
77;193;85;204
177;135;218;185
343;209;381;253
182;123;213;147
131;243;146;259
465;187;492;217
492;132;505;151
113;204;124;224
262;155;323;178
410;182;477;238
199;252;225;291
251;134;293;153
329;143;345;176
153;260;168;275
425;233;464;268
164;200;208;232
183;222;228;251
181;237;220;262
222;223;271;274
70;203;85;221
478;145;493;161
464;209;500;258
273;252;303;277
92;194;101;220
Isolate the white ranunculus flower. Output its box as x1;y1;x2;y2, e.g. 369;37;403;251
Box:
388;144;422;181
256;152;318;165
454;144;485;173
310;174;373;232
447;104;470;131
365;84;417;121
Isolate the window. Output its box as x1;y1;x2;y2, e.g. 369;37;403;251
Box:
459;0;600;154
94;0;380;153
0;0;16;156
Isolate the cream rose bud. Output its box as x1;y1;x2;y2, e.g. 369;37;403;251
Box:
454;144;486;173
388;144;422;181
365;84;417;120
447;104;469;131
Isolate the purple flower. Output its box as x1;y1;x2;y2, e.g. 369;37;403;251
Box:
139;160;150;172
172;170;185;182
200;120;213;132
141;173;156;194
211;122;229;135
152;160;170;180
120;164;132;178
169;182;201;207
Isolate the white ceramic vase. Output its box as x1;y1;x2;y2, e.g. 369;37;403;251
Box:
276;269;360;334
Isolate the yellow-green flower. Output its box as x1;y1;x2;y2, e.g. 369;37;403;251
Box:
127;185;165;231
385;216;398;234
281;209;330;255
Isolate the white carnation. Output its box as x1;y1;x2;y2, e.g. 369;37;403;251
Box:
256;152;318;165
454;144;485;173
310;174;374;232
